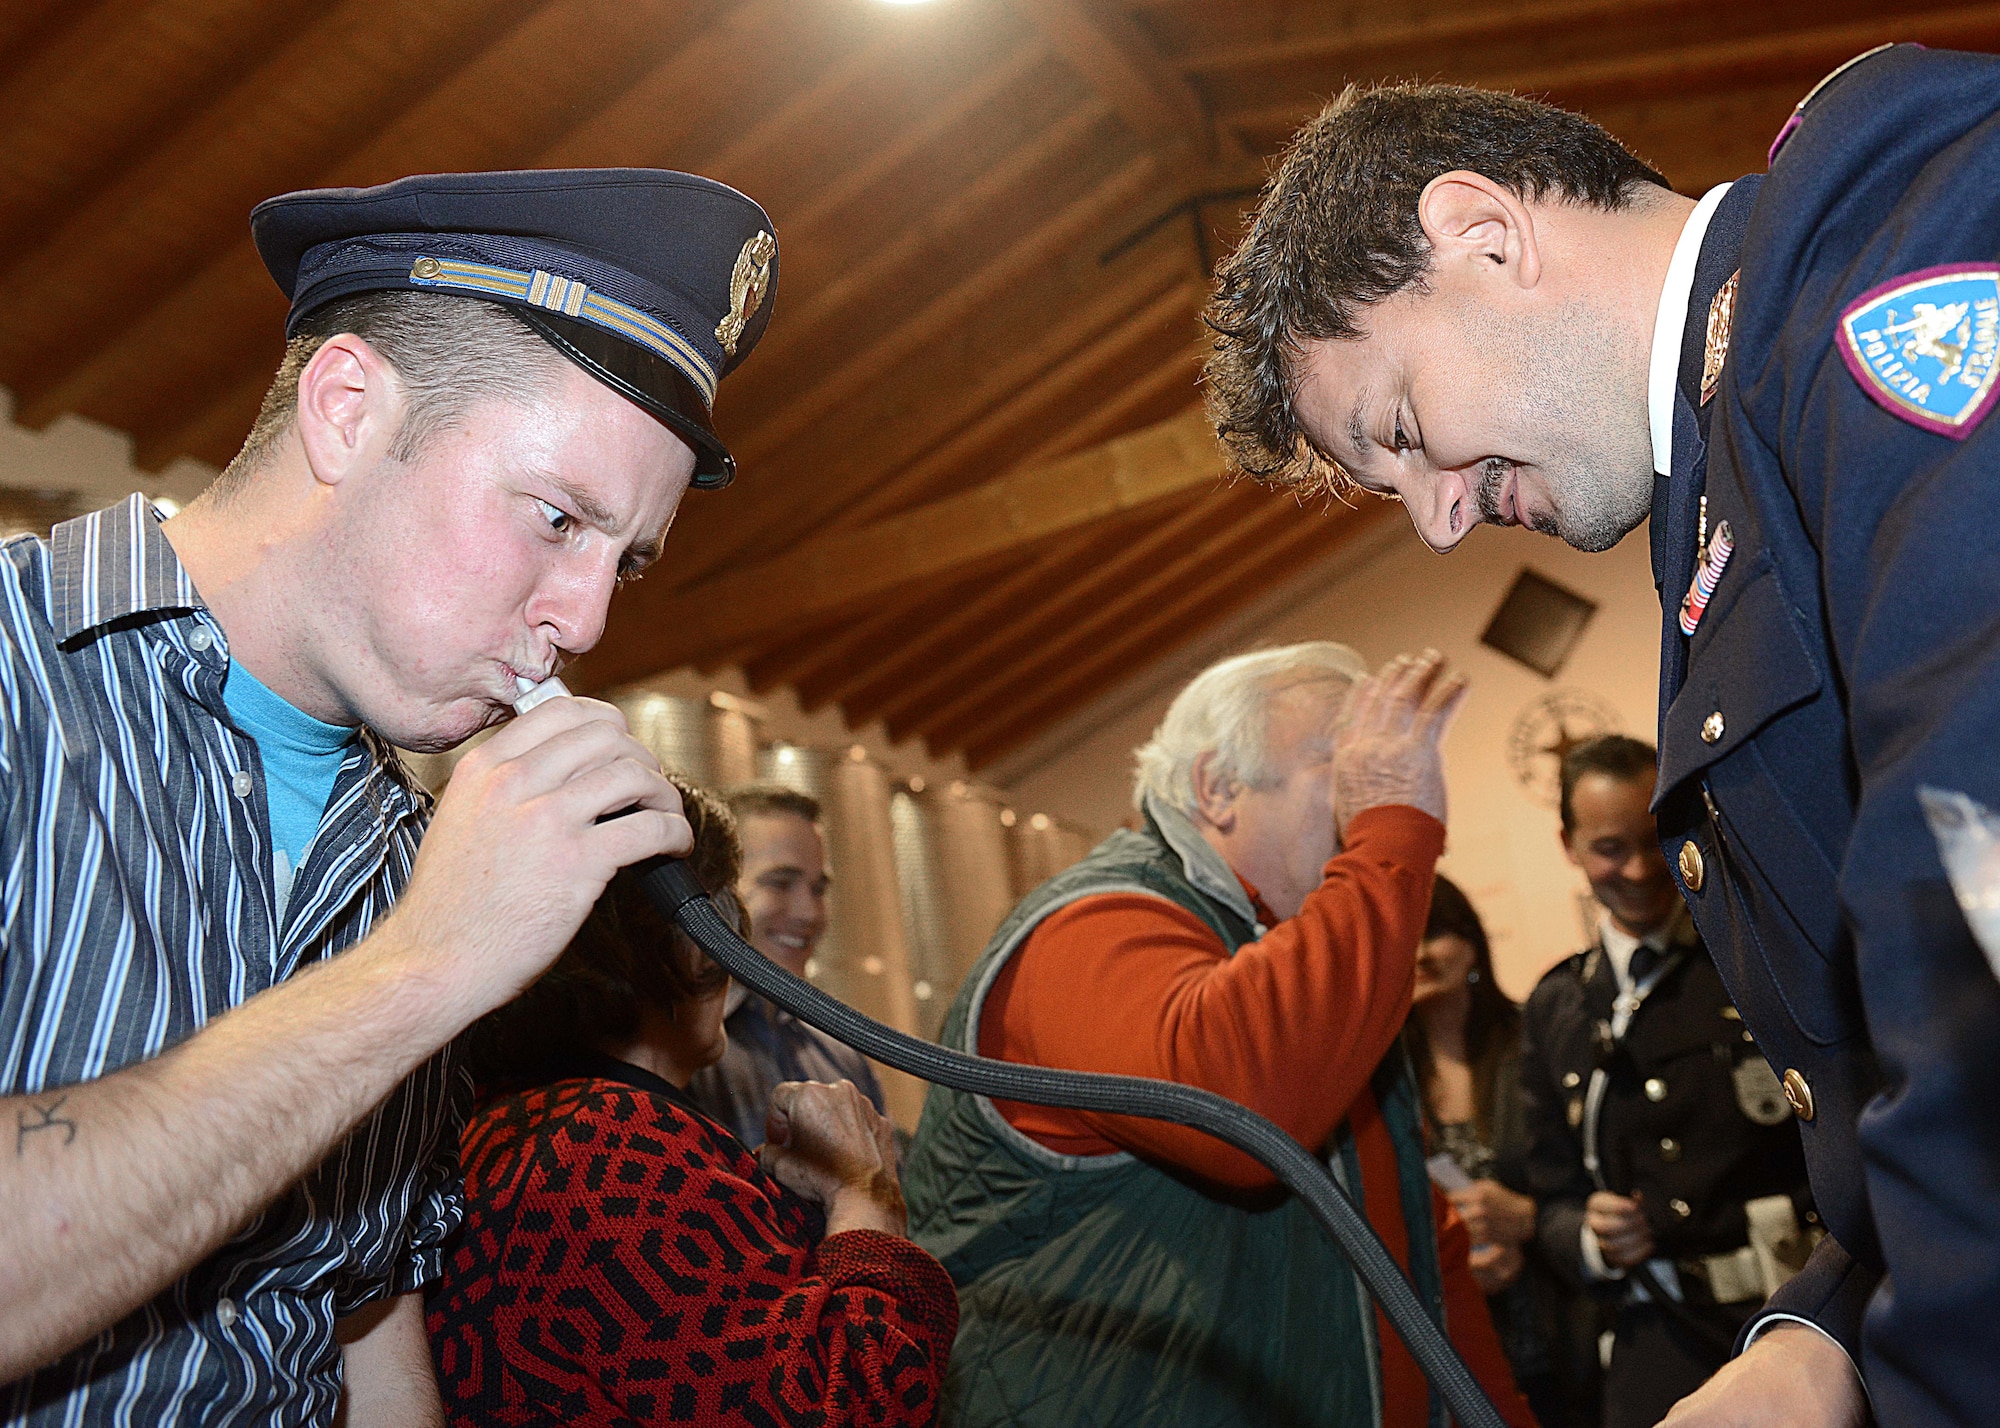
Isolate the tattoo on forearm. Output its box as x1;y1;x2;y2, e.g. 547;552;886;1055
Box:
16;1096;76;1156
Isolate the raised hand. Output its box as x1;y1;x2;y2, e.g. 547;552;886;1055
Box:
1332;649;1469;832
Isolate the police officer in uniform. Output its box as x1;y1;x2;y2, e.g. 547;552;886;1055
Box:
1519;736;1811;1428
1208;37;2000;1428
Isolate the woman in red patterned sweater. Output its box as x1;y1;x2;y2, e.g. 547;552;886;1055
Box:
425;780;957;1426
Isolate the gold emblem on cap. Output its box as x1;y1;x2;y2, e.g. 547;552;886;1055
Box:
1701;270;1739;406
410;256;443;281
715;230;776;359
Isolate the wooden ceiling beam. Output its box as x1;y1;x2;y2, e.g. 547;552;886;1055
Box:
660;179;1188;587
135;364;270;473
1011;335;1203;468
1013;0;1241;164
905;486;1307;747
0;0;563;394
121;10;1035;475
872;481;1272;739
959;504;1392;766
20;0;833;447
739;97;1116;379
827;267;1202;534
1216;5;2000;144
0;0;303;261
774;42;1051;242
813;511;1164;724
580;403;1228;686
1183;0;1701;77
727;147;1162;472
736;550;1032;696
1507;5;2000;111
780;507;1159;707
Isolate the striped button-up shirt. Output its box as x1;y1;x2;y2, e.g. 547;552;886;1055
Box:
0;495;463;1424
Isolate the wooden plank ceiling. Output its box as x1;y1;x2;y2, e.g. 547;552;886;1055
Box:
0;0;1988;768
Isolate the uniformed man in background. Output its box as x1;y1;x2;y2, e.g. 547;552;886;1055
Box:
1205;40;2000;1428
1519;736;1810;1428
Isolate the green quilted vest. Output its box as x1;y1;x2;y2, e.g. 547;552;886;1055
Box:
903;805;1447;1428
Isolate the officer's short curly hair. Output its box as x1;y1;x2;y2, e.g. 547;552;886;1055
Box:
1203;83;1668;495
221;290;567;489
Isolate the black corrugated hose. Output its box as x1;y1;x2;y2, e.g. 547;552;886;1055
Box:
643;857;1506;1428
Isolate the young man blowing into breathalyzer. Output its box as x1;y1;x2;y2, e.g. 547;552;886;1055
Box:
0;168;777;1426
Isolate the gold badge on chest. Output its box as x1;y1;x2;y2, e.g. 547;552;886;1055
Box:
1701;270;1739;406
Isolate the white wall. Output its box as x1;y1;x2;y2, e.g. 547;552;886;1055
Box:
0;388;216;507
994;515;1664;1001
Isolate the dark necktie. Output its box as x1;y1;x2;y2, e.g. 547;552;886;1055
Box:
1629;942;1662;986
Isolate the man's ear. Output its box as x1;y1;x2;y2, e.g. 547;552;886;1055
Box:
1189;749;1239;834
1558;821;1583;870
295;334;400;487
1417;170;1542;292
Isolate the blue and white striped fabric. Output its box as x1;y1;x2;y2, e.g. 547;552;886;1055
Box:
0;494;464;1425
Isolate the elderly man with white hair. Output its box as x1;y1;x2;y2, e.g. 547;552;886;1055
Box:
903;644;1535;1428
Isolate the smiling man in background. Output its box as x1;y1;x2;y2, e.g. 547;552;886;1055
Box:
1204;43;2000;1428
0;168;777;1426
690;784;890;1148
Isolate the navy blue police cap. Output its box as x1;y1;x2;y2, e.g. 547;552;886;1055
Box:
250;168;778;488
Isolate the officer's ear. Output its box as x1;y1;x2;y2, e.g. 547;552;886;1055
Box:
1190;750;1240;835
295;333;404;489
1417;170;1541;294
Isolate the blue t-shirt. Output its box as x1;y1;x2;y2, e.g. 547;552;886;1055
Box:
222;657;357;910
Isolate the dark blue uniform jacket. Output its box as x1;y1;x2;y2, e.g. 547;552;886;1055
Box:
1651;44;2000;1427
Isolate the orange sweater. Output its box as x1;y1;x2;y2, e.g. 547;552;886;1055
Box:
980;805;1535;1428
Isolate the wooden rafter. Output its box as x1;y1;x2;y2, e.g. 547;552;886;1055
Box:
958;502;1397;765
779;510;1153;707
823;507;1185;727
656;210;1191;590
909;486;1312;748
1216;6;2000;148
727;150;1161;473
578;403;1229;687
0;0;557;397
822;269;1203;534
129;0;1011;469
1014;0;1240;164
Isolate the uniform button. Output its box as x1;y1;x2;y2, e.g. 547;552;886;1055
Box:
1669;1197;1692;1220
1644;1078;1668;1103
1782;1068;1815;1122
1679;840;1706;892
188;626;213;652
231;771;253;798
1561;1071;1581;1089
1701;711;1725;744
1566;1097;1584;1128
411;255;443;279
216;1297;240;1329
1659;1137;1682;1162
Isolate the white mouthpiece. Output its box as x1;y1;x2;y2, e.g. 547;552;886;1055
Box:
511;674;571;714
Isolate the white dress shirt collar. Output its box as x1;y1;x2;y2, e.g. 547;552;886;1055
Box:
1598;910;1679;992
1648;183;1735;476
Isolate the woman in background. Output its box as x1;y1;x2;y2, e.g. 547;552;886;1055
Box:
1406;875;1593;1428
426;780;957;1427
